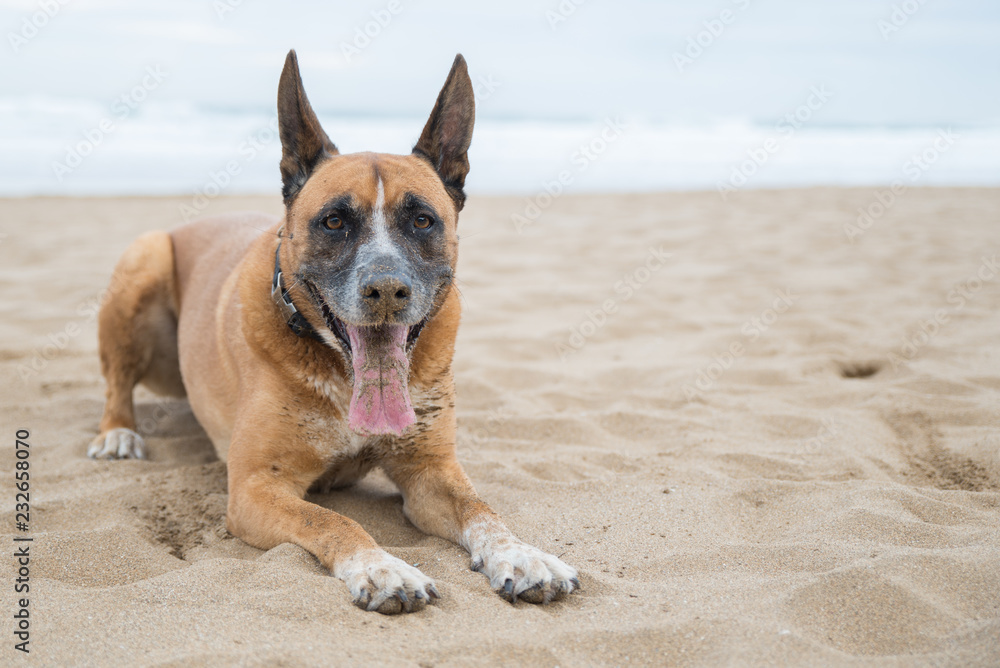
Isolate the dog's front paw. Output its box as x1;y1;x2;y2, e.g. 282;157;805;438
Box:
88;428;146;460
335;549;439;614
472;538;579;604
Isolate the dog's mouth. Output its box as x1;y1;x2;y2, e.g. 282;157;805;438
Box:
305;281;426;437
320;303;427;357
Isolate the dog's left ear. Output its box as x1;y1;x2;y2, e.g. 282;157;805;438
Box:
413;54;476;211
277;49;338;204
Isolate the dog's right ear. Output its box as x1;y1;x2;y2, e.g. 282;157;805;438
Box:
412;54;475;211
277;50;338;203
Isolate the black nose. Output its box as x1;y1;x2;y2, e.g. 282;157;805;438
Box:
360;272;411;316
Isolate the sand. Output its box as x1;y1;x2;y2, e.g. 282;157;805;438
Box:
1;188;998;667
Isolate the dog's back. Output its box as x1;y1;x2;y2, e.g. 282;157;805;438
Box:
171;212;279;453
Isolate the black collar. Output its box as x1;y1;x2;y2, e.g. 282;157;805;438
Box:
271;241;324;342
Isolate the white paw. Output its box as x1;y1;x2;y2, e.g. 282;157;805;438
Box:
471;538;579;604
334;549;438;614
88;428;146;460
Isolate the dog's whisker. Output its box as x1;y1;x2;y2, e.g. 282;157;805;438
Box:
452;283;468;306
240;223;286;238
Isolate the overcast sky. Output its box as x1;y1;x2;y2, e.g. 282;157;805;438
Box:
2;0;998;126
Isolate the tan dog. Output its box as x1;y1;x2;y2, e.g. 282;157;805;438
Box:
89;51;578;613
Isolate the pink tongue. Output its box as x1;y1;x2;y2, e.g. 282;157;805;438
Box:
344;324;415;437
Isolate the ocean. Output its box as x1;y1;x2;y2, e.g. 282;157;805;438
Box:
2;0;998;197
3;97;999;197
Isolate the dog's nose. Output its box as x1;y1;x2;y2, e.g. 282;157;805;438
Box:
360;272;411;316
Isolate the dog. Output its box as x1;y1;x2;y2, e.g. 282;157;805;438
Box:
88;51;579;614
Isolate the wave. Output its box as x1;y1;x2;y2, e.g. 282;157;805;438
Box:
2;100;999;196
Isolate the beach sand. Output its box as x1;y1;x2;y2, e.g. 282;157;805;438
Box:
1;188;998;666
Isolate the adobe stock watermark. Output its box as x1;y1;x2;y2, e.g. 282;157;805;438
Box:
717;84;833;201
340;0;403;63
465;406;514;446
673;0;752;73
179;116;279;222
843;128;958;243
682;288;797;400
7;0;71;53
51;66;169;182
134;395;187;438
546;0;588;30
877;0;928;40
213;0;244;20
511;116;627;233
473;73;501;104
801;416;841;455
16;269;132;382
886;254;998;371
556;245;671;361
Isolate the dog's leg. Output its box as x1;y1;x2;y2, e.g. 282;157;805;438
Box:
383;415;579;604
224;415;438;614
90;231;180;460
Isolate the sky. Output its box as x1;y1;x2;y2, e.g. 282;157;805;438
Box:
3;0;998;125
1;0;998;194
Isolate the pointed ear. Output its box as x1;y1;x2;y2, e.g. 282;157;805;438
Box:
277;50;338;203
412;54;475;211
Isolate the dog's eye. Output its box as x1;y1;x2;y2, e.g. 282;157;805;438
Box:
414;214;433;230
322;214;343;231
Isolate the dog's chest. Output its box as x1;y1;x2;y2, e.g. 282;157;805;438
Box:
297;394;368;458
299;382;441;490
296;376;386;484
297;408;379;490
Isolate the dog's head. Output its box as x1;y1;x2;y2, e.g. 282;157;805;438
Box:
275;50;473;438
